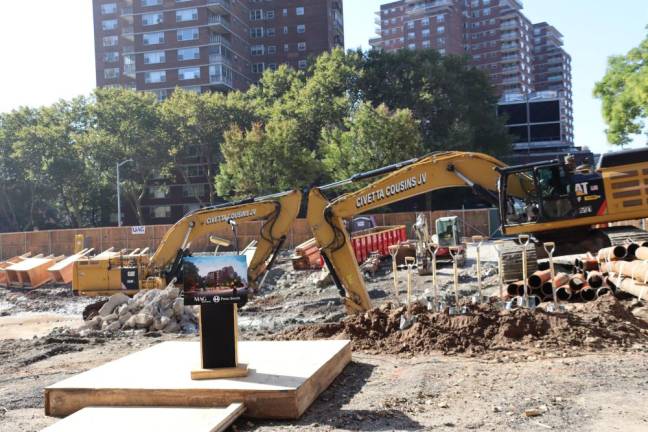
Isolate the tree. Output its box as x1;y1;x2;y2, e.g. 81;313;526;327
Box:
358;49;511;155
79;88;170;224
594;28;648;146
321;102;423;180
216;119;321;199
158;89;258;205
11;97;98;228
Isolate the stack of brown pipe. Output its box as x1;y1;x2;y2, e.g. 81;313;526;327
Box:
599;244;648;302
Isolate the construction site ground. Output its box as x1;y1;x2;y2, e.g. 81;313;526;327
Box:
2;243;648;431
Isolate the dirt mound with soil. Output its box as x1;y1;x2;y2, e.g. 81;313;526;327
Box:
277;296;648;355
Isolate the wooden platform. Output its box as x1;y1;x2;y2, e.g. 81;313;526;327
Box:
42;404;245;432
45;340;351;419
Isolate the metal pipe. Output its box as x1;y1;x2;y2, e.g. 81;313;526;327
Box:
579;287;596;302
449;246;460;306
569;273;586;291
528;269;552;289
507;281;523;297
596;287;612;298
586;271;604;289
541;281;554;297
556;285;572;301
601;260;648;283
597;245;627;262
607;276;648;301
635;246;648;261
626;242;640;260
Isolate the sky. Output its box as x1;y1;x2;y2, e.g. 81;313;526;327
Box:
0;0;646;155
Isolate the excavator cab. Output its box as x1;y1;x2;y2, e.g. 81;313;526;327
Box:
498;160;577;229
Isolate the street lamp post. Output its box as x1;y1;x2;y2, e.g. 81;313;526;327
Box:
116;159;133;227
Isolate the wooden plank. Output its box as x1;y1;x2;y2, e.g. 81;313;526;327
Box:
42;404;245;432
45;340;351;419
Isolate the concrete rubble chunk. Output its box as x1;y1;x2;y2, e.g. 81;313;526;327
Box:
134;313;154;329
98;293;129;317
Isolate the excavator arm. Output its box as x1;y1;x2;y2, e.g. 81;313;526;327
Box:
307;151;516;313
147;189;302;289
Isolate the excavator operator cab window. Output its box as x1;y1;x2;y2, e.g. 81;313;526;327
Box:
501;163;575;228
534;165;574;220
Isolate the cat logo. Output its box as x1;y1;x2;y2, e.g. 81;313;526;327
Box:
575;182;589;196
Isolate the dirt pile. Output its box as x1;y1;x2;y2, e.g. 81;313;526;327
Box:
80;285;198;334
277;296;648;355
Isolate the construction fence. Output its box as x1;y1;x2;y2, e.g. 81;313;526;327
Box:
0;209;496;260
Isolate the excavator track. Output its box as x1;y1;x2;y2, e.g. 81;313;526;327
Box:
599;226;648;246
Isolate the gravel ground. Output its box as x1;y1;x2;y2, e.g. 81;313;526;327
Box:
1;248;648;431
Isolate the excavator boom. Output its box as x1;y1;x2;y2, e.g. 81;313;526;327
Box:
307;152;510;313
73;190;302;296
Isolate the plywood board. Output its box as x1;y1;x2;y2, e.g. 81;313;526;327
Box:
42;404;245;432
46;340;351;419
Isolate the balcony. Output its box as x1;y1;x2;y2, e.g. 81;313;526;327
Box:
405;0;454;16
500;53;520;62
502;76;521;84
501;65;520;73
206;0;232;14
500;42;520;52
501;31;518;41
207;15;231;33
209;73;234;88
500;20;519;30
209;54;232;66
209;34;231;48
122;26;134;39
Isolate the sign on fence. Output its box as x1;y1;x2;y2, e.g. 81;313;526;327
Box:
131;226;146;235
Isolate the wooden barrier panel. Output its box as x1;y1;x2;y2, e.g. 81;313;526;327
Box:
0;210;493;260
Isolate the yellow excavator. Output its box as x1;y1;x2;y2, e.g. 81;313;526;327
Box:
307;148;648;313
72;189;302;297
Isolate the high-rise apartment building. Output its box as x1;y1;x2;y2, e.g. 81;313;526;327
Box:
92;0;343;225
93;0;344;100
369;0;574;157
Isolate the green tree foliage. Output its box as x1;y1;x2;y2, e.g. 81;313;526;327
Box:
80;88;170;224
158;89;257;204
594;28;648;145
358;49;511;155
322;102;423;180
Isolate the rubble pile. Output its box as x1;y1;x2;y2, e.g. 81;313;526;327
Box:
80;285;198;334
277;296;648;355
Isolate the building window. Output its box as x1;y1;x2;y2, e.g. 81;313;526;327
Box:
103;51;119;62
266;27;275;36
250;9;263;20
142;12;163;26
265;10;275;19
298;42;306;51
437;37;445;45
407;32;415;40
437;26;445;34
143;31;165;45
268;63;277;71
422;40;430;48
267;45;276;54
296;7;304;16
148;186;167;199
102;19;118;31
421;18;429;27
296;24;305;33
283;44;289;52
152;206;171;219
176;8;198;22
179;67;200;80
102;35;118;47
251;27;264;38
182;184;205;198
297;60;307;69
152;89;168;100
104;68;119;79
283;8;288;17
100;3;117;14
407;21;414;29
177;28;199;41
422;29;430;38
251;63;264;73
437;14;445;22
178;47;200;61
439;48;446;55
183;165;206;177
141;0;162;6
251;45;264;56
144;51;165;64
408;43;416;50
283;26;288;34
145;70;166;83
